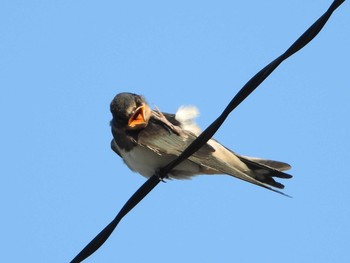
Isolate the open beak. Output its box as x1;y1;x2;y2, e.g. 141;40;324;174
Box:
128;104;148;129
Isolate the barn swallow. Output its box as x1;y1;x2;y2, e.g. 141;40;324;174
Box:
110;92;292;195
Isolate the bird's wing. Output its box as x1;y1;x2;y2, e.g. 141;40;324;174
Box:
137;119;214;159
137;118;291;196
209;139;293;179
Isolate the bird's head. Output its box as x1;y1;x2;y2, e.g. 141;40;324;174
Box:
110;92;151;130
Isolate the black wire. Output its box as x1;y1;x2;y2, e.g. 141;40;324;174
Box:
159;0;345;176
70;1;345;262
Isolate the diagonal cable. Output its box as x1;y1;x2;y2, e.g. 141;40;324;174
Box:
70;1;345;262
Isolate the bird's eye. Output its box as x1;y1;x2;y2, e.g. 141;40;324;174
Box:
135;99;142;107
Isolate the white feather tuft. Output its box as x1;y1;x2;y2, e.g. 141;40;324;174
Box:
175;106;201;135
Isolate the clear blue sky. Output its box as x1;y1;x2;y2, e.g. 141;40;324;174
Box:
1;1;349;262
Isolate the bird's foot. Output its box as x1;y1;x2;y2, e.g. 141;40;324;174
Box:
152;107;184;136
155;168;167;183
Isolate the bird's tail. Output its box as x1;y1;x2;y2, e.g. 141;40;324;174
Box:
201;139;293;196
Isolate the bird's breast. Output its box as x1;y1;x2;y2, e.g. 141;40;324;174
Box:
119;146;166;177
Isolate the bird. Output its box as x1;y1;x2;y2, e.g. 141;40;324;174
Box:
110;92;292;195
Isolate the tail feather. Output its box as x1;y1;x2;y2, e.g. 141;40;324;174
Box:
237;155;293;179
240;156;291;172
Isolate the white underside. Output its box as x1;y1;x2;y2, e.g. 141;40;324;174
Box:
118;145;202;179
